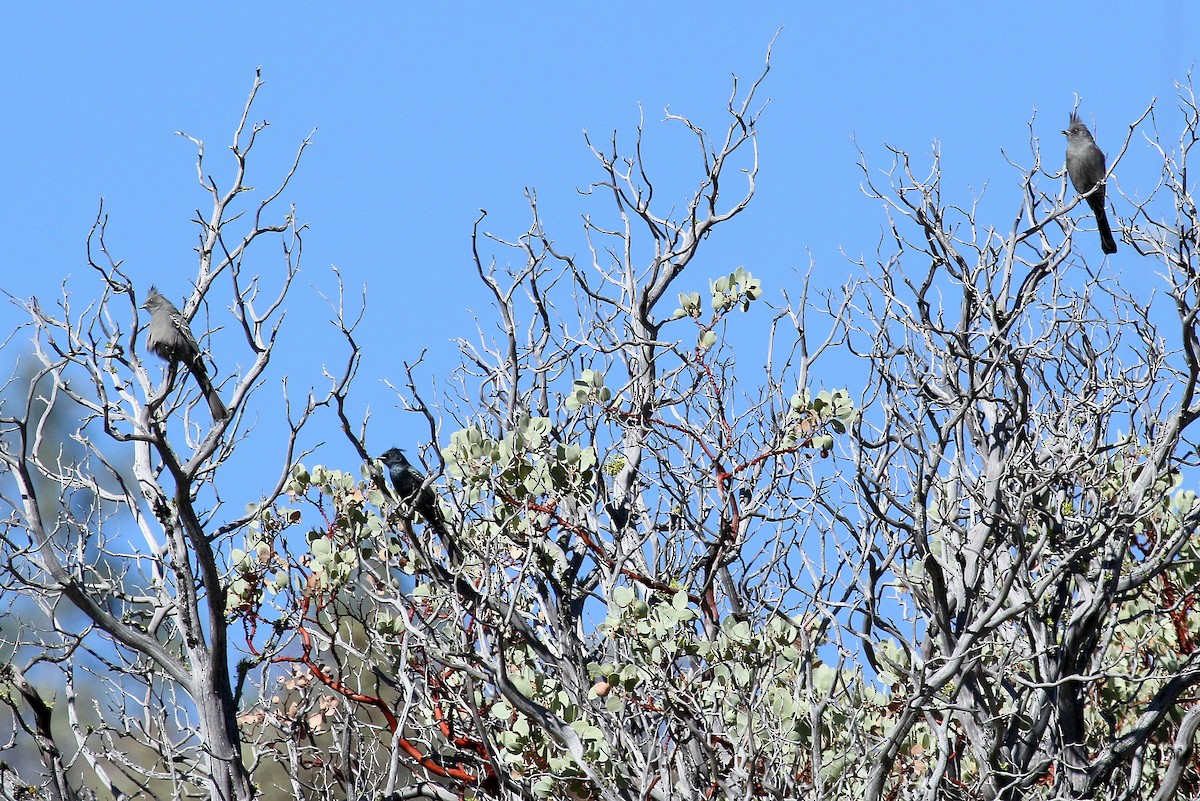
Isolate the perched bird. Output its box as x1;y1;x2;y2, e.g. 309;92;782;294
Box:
378;448;457;561
1063;113;1118;255
141;286;228;420
378;448;442;525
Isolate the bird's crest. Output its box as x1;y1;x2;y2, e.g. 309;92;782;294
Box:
378;447;410;467
141;285;163;310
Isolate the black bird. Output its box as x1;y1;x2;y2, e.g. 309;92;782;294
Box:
1063;113;1118;255
378;448;459;563
141;286;228;419
378;448;445;530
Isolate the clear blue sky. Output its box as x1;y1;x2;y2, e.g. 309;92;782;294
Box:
1;2;1196;473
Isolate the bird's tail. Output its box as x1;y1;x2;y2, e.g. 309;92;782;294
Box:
1095;206;1118;255
187;360;228;420
418;501;460;566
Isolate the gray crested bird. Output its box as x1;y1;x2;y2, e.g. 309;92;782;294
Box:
141;286;228;420
1063;113;1118;255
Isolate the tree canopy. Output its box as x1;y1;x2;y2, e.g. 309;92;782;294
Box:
4;57;1200;801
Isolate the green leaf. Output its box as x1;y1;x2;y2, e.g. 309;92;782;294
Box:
672;590;689;611
612;586;635;608
497;730;524;754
